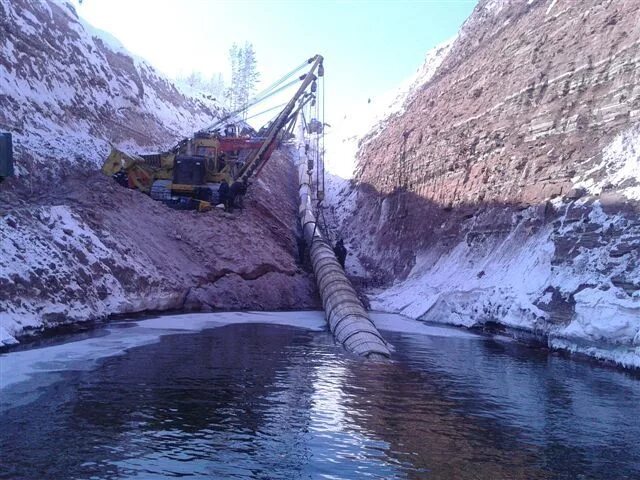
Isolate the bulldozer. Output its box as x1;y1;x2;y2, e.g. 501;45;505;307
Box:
102;130;254;211
101;55;324;211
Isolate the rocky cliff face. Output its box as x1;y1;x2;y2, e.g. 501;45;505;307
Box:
337;0;640;367
0;0;318;345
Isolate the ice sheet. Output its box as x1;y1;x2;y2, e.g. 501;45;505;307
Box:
0;311;326;392
370;312;480;339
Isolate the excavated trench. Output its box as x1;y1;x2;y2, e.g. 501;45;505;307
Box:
1;136;391;359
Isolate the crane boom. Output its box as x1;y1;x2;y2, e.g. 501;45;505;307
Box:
237;55;324;183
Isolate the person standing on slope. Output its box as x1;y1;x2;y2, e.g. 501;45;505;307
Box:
334;239;347;270
229;180;248;212
218;179;230;211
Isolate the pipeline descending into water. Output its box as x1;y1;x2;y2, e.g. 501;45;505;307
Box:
294;129;390;359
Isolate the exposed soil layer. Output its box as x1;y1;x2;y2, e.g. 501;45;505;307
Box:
0;149;320;344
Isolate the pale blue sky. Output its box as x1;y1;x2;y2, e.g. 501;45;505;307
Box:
74;0;477;125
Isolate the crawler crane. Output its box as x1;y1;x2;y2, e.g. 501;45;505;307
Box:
102;55;324;211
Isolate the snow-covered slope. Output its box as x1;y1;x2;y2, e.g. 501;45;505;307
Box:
369;193;640;368
0;0;222;177
329;0;640;369
574;125;640;202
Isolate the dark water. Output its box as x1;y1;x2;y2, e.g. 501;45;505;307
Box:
1;319;639;479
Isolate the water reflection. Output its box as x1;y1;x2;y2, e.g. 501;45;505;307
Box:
341;331;640;479
339;355;549;479
1;321;639;479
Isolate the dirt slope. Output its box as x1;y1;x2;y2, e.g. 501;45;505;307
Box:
0;0;319;345
0;148;319;345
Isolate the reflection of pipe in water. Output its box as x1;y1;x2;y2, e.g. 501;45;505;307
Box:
295;124;390;359
339;356;551;480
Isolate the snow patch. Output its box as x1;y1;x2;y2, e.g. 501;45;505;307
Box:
574;124;640;201
484;0;508;14
371;218;554;330
367;205;640;369
370;312;480;339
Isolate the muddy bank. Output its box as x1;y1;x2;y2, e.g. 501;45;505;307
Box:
0;148;320;345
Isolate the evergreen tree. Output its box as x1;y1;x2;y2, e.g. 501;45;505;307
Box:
226;42;260;117
240;43;259;112
176;71;226;99
183;71;203;89
176;42;259;112
226;43;241;111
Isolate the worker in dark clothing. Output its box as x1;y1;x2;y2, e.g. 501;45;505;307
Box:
229;180;247;212
218;179;230;210
334;239;347;269
296;234;306;265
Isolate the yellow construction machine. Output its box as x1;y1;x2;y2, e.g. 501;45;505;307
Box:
102;55;324;211
102;133;239;211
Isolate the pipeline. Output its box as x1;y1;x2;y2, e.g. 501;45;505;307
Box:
295;130;390;359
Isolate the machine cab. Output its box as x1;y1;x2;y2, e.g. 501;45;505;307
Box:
173;155;206;186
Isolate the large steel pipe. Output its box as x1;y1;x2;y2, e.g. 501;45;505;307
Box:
295;132;390;359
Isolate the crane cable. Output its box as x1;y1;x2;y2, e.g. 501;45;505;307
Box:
321;72;326;198
244;101;288;122
302;86;327;241
315;74;330;243
204;78;298;131
252;59;309;102
203;60;310;132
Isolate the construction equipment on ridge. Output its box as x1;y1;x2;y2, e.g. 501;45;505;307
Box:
101;55;324;211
